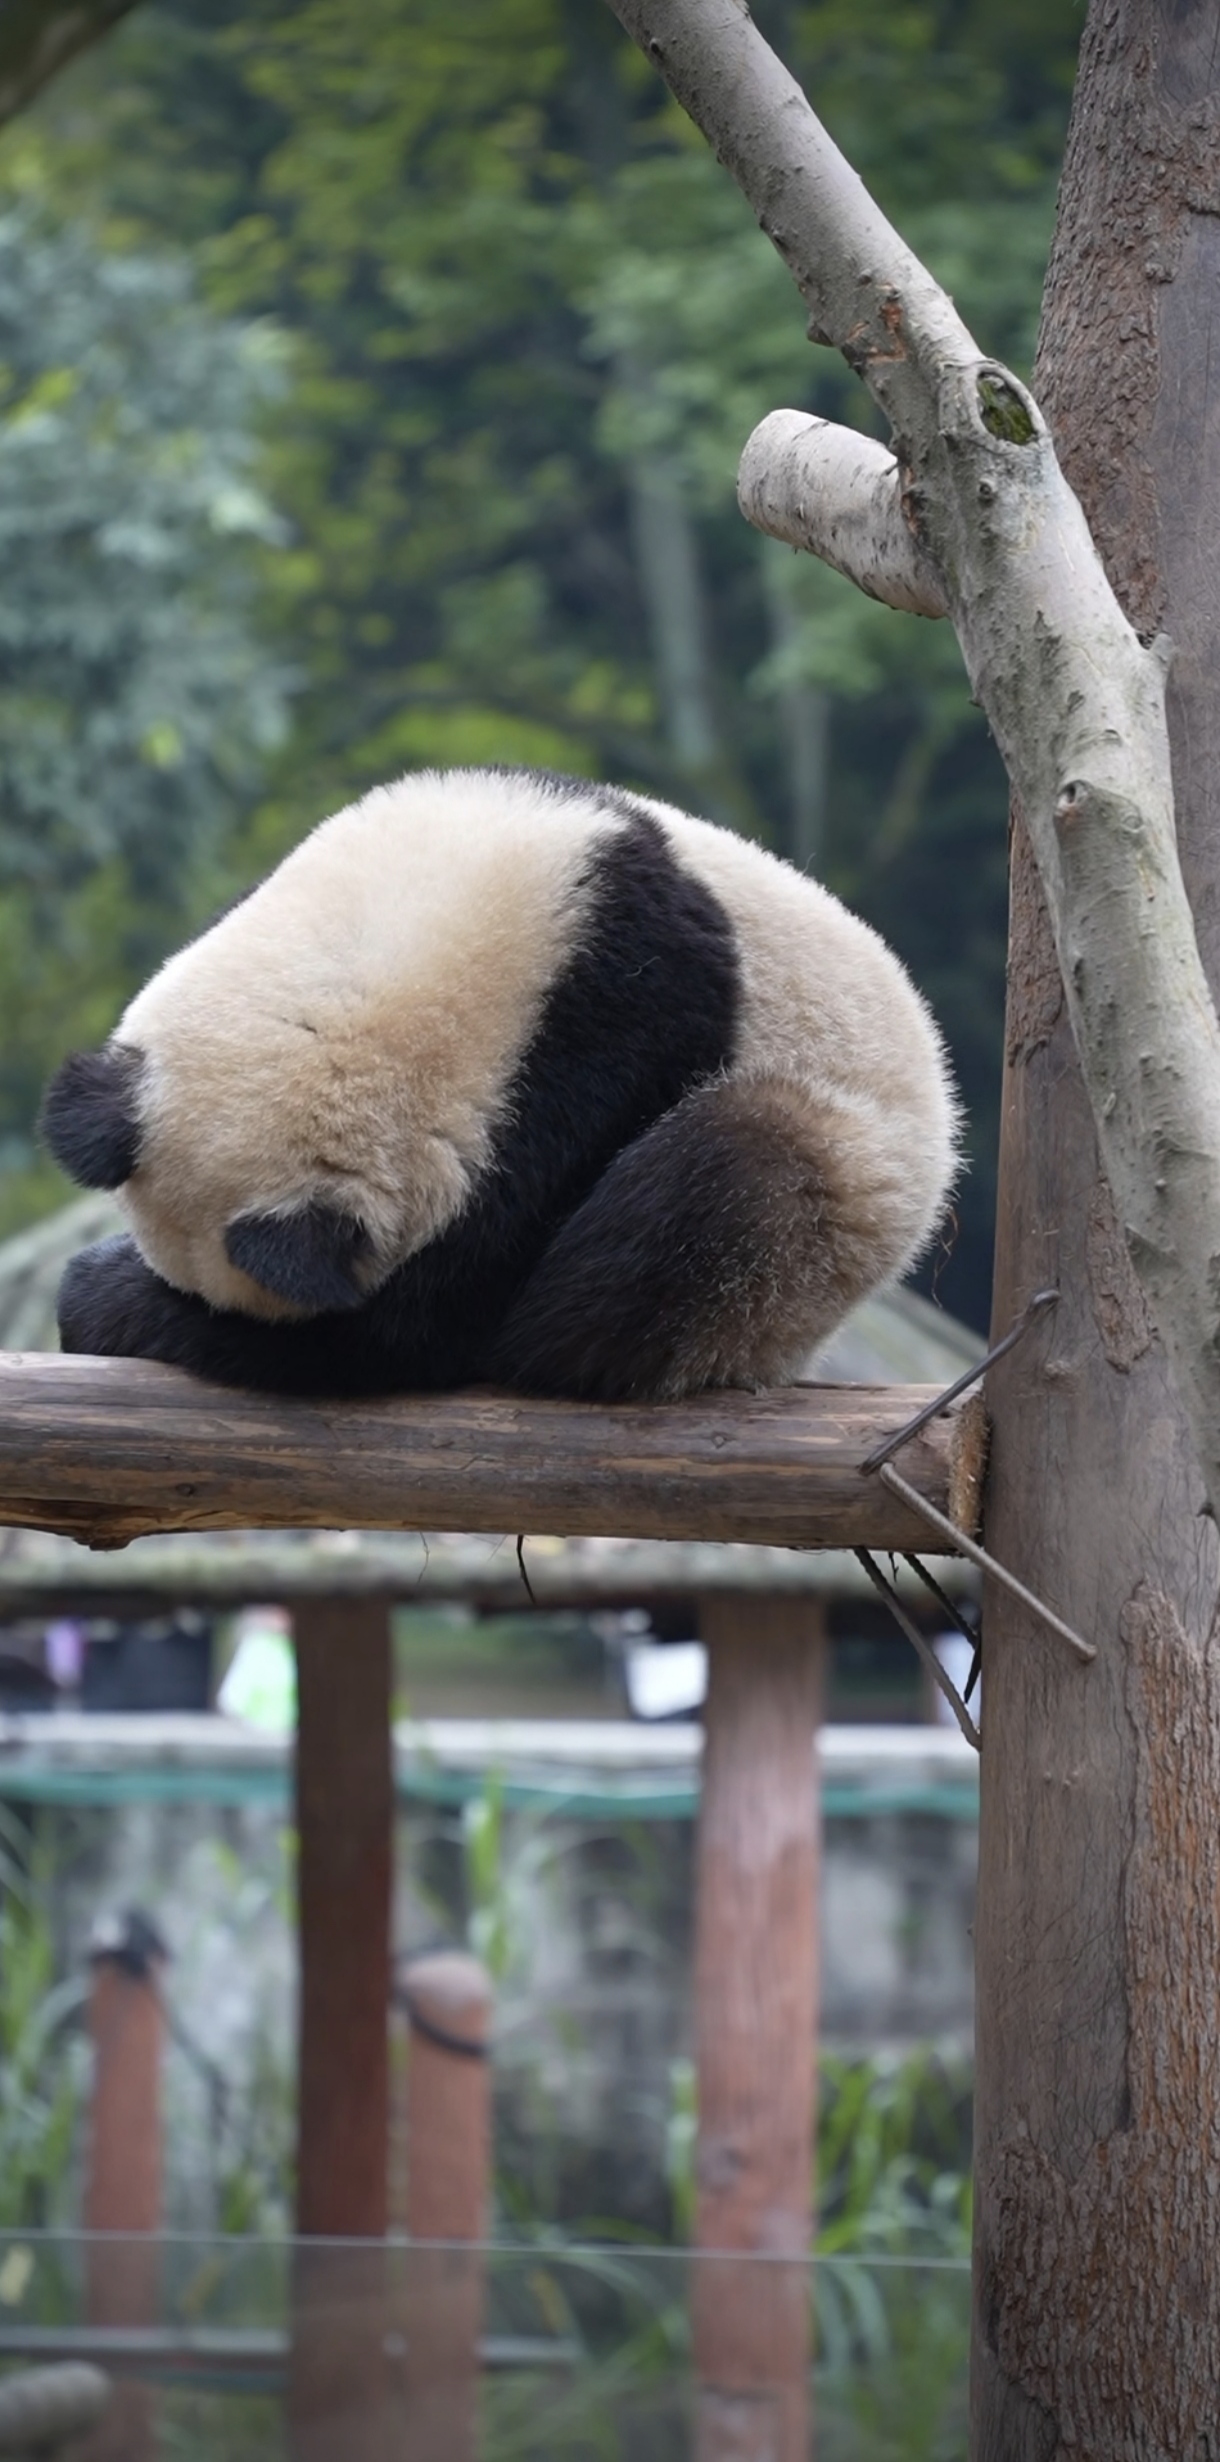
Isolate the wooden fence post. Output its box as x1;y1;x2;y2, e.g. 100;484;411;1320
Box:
692;1594;825;2462
81;1909;166;2462
401;1951;493;2462
293;1597;394;2235
289;1598;394;2462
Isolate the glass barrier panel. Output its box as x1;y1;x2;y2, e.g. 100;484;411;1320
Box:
0;2232;969;2459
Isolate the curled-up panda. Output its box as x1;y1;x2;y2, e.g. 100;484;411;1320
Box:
41;767;958;1403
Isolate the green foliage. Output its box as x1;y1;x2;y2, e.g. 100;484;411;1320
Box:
664;2042;972;2266
460;1773;616;1999
817;2047;971;2260
33;0;1077;811
661;2045;974;2443
663;2057;697;2245
0;204;288;900
817;2259;969;2460
480;2266;687;2462
0;1811;85;2231
171;1828;297;2238
0;194;292;1219
4;0;1083;1318
814;2049;971;2455
209;2017;294;2240
463;1771;514;1982
156;2389;284;2461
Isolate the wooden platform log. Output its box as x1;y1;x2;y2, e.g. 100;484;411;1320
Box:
0;1354;973;1552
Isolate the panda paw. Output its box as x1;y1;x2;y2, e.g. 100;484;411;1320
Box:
57;1231;369;1396
57;1234;190;1363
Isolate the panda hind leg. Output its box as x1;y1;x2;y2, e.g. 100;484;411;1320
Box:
492;1075;871;1404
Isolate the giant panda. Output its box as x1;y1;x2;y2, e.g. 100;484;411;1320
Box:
40;767;958;1403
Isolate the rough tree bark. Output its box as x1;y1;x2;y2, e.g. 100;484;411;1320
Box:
974;5;1220;2451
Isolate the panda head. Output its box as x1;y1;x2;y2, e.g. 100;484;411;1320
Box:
39;935;475;1324
40;1036;405;1318
38;768;616;1324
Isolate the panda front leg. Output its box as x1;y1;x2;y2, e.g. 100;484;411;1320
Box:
56;1234;390;1396
491;1075;882;1403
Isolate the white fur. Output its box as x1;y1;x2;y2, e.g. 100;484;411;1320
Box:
118;771;606;1312
115;767;957;1323
642;791;959;1297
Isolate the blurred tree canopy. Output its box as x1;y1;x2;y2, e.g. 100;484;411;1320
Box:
0;199;290;1223
0;0;1081;1316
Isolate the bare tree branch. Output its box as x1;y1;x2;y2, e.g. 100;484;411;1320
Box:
738;410;947;616
604;0;1220;1530
0;0;137;127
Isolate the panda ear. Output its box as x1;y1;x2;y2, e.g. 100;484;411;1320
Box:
224;1202;371;1314
39;1045;145;1190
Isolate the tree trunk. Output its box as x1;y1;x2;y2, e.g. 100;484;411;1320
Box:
973;4;1220;2450
84;1928;165;2258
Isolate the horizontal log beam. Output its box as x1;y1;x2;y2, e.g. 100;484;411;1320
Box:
0;1532;980;1618
0;1353;976;1554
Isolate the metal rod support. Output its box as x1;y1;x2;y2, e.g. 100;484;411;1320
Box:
877;1462;1096;1664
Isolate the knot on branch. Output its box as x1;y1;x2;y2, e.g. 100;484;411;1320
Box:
976;369;1039;446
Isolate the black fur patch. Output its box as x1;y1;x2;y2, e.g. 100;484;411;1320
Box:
40;1045;145;1190
225;1204;371;1312
493;1079;834;1400
58;1236;380;1394
352;800;742;1387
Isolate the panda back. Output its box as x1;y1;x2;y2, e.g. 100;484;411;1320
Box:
623;793;959;1287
